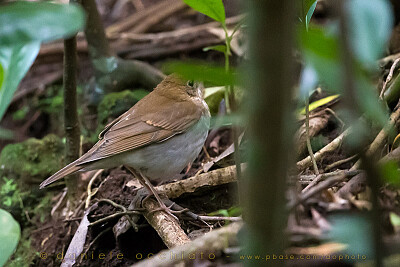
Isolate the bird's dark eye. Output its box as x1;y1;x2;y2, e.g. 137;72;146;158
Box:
187;80;194;87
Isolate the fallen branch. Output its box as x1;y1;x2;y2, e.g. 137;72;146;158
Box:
157;164;242;199
287;171;355;210
351;104;400;170
296;128;350;171
39;15;243;59
106;0;181;34
132;222;243;267
296;113;330;157
142;198;190;249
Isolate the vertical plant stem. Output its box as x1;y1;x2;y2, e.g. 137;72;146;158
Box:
244;0;296;261
81;0;114;59
223;26;232;113
222;26;242;185
305;96;319;175
336;1;383;266
79;0;164;100
63;33;81;204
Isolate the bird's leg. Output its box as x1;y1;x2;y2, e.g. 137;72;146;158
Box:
125;166;178;221
184;162;192;175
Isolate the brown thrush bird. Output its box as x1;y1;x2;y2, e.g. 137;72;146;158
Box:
40;74;210;214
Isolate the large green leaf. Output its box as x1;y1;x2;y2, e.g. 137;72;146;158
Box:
0;1;86;46
347;0;393;64
328;214;372;259
183;0;225;23
300;26;341;92
0;43;40;120
164;61;236;86
0;209;20;266
300;26;388;127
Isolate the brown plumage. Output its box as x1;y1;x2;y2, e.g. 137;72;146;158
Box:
40;74;210;189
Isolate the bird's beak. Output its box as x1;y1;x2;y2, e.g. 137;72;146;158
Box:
197;82;205;98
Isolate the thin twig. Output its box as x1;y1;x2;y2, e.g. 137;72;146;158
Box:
85;169;104;208
197;215;242;222
297;128;350;171
89;211;139;227
324;154;358;172
325;108;345;129
94;199;139;231
380;57;400;99
288;173;347;210
305;96;319;174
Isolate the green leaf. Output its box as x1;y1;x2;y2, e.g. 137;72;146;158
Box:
204;86;225;99
0;43;40;121
347;0;393;64
328;214;373;258
299;26;388;128
203;45;226;53
163;61;236;86
380;161;400;186
390;212;400;229
300;26;341;92
0;63;3;88
0;209;20;266
298;95;340;115
301;0;318;30
204;86;225;115
305;1;317;30
183;0;226;23
0;1;86;46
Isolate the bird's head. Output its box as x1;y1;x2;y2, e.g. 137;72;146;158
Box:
156;74;204;101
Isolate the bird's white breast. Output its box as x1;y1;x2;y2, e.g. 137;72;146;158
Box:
116;115;210;184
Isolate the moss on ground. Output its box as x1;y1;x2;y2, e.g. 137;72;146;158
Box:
0;135;61;267
0;134;65;184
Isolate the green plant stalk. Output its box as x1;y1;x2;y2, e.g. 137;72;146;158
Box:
244;0;296;260
63;33;81;204
222;24;242;184
383;72;400;107
223;24;232;113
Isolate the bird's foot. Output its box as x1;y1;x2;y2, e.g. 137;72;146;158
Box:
142;194;181;221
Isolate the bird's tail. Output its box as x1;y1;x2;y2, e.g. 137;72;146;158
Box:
39;159;84;189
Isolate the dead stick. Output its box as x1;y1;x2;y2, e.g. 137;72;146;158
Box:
132;222;242;267
297;129;350;171
351;105;400;170
142;198;190;248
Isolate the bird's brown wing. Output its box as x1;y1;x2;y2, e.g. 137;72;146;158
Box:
77;94;203;165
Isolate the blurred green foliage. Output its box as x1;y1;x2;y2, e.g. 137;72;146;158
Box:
0;1;86;140
299;0;393;130
164;61;236;86
0;209;20;267
328;214;373;260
